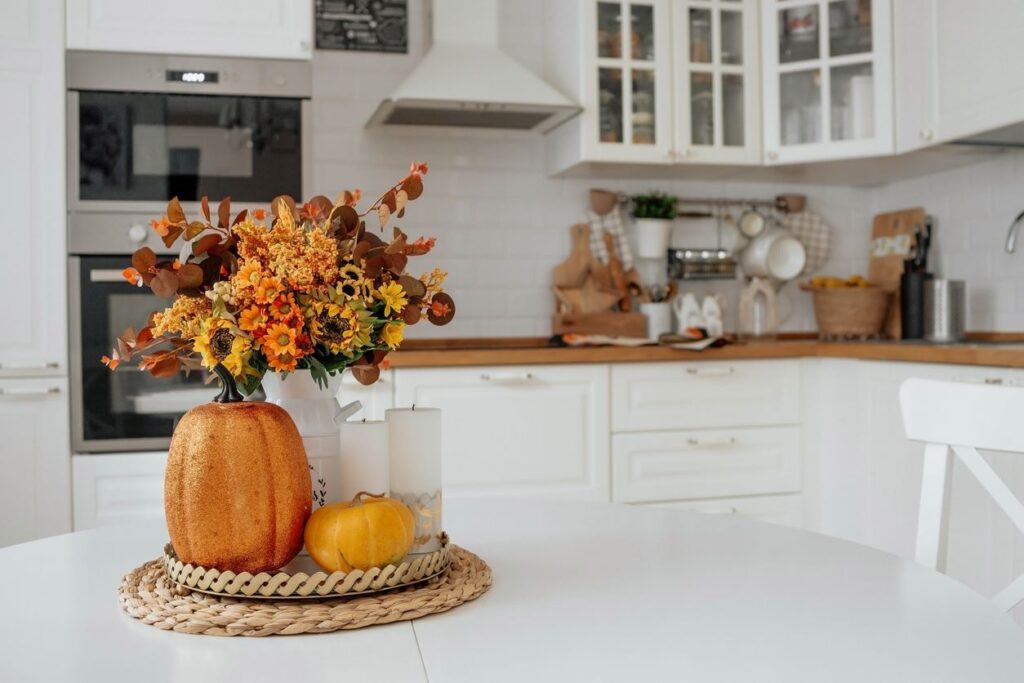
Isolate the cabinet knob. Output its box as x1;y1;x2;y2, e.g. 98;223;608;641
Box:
767;150;779;161
128;223;147;246
920;128;934;141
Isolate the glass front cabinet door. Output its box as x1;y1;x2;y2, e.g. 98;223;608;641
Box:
761;0;892;163
583;0;674;162
673;0;761;164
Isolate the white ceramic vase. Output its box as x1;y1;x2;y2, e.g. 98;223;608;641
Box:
261;371;359;509
634;217;673;259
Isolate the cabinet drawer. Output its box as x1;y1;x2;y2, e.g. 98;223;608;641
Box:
612;426;801;503
72;452;166;530
611;360;800;432
641;494;803;529
393;364;610;501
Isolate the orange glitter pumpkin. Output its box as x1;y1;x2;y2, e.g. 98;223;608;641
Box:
164;365;311;573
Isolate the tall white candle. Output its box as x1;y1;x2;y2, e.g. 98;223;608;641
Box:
386;406;442;553
338;419;390;503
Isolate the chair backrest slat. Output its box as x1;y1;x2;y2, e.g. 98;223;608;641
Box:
900;378;1024;613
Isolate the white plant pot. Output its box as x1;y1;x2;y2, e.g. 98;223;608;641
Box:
261;371;344;509
634;217;673;259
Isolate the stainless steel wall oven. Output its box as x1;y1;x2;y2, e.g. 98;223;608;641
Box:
67;51;311;452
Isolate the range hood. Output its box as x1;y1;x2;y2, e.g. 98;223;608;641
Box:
367;0;580;133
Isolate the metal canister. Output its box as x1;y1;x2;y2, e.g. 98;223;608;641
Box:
924;279;966;343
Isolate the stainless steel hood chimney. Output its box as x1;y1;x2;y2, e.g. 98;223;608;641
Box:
367;0;580;133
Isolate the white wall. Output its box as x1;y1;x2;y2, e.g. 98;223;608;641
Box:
312;0;1024;338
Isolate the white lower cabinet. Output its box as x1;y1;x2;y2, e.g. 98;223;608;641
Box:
644;494;803;529
72;452;166;530
612;426;801;503
393;364;610;501
0;377;71;546
611;359;801;432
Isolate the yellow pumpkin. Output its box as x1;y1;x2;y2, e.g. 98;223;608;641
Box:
165;367;311;574
304;492;416;573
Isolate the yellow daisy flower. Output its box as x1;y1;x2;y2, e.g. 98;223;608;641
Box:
380;321;405;349
376;282;407;316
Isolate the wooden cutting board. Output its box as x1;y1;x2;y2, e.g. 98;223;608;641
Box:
869;207;926;338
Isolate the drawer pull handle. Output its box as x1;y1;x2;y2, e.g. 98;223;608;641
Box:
0;386;60;397
480;372;535;383
686;436;736;447
0;361;60;371
954;376;1006;386
685;366;734;376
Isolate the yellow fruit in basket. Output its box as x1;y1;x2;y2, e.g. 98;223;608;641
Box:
846;275;867;287
304;492;415;573
810;276;827;288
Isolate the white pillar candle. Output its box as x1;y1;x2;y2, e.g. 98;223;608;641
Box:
338;419;390;503
386;406;442;554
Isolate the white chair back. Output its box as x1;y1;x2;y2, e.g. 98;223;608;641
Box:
900;378;1024;612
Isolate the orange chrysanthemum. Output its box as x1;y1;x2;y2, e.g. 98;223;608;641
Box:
263;322;298;357
235;261;263;289
254;277;284;304
270;293;301;321
265;350;298;372
238;305;269;332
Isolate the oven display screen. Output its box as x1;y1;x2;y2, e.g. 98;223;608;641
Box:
166;69;219;84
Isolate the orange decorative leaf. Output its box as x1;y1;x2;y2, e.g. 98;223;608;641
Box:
192;234;221;256
200;196;211;222
217;197;231;229
167;197;186;224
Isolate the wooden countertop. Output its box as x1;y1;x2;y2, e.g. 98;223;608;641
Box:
389;335;1024;369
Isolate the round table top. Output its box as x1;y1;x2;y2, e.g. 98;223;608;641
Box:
2;499;1023;682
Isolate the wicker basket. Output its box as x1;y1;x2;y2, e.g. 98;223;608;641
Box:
801;285;890;339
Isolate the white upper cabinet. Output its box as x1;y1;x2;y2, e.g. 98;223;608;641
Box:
894;0;1024;151
761;0;893;164
673;0;761;164
547;0;676;171
67;0;313;60
0;0;66;376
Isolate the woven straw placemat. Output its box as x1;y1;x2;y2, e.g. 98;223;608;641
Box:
118;545;491;636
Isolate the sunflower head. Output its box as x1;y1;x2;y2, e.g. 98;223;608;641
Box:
193;318;251;376
309;299;358;354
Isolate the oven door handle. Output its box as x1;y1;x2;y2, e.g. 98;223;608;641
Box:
89;269;134;283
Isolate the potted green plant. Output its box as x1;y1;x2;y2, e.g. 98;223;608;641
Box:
631;191;678;258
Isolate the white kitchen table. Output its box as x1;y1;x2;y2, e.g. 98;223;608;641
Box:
2;499;1023;682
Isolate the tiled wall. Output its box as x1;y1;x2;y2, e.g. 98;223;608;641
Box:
311;0;1023;337
870;151;1024;331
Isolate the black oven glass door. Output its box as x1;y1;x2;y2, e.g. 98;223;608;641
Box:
77;92;302;203
77;256;211;446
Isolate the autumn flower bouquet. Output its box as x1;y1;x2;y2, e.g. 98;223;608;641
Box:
104;162;454;393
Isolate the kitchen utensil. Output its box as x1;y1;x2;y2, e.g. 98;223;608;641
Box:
738;208;767;238
577;279;621;314
899;271;932;340
672;293;704;333
701;295;724;337
775;194;807;214
869;207;926;338
552;223;591;288
738;277;778;339
589;189;622;216
603;231;631;311
639;301;673;341
739;226;807;280
924;279;966;343
783;210;831;275
551;311;647;337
